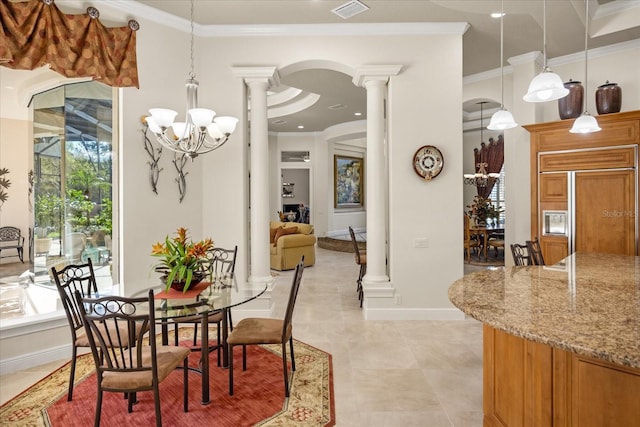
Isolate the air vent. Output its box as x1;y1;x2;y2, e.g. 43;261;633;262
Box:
331;0;369;19
328;103;347;110
271;119;288;125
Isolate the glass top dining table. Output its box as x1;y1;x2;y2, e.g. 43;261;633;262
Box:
131;274;268;405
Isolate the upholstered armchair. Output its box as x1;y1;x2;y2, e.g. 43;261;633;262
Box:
269;221;316;271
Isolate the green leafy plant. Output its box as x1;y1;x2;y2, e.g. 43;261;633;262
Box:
151;227;214;292
466;195;501;224
0;168;11;208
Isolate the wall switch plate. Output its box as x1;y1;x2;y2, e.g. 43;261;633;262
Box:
414;238;428;248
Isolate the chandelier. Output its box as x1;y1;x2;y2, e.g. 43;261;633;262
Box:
464;102;500;187
145;0;238;159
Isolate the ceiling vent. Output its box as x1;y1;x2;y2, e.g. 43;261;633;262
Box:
328;103;347;110
271;119;288;125
331;0;369;19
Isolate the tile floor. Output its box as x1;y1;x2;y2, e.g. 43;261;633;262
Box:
0;248;489;426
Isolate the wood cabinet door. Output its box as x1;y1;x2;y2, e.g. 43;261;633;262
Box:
575;170;636;256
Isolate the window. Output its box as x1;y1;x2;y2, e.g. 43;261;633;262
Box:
32;81;116;290
489;165;505;226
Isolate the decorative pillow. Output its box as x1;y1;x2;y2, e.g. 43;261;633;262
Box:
270;226;281;244
273;226;298;245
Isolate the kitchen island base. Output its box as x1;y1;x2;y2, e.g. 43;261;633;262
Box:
483;325;640;427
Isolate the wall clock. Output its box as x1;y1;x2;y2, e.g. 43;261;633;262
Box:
413;145;444;180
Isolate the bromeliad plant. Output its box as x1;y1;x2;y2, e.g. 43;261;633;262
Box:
151;227;214;292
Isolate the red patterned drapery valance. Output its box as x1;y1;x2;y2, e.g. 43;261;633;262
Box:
473;134;504;198
0;0;140;88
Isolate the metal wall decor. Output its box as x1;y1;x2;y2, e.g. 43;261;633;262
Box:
172;153;189;203
142;120;163;194
142;120;189;203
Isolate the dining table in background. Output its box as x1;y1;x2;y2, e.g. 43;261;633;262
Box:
469;224;504;261
132;274;268;405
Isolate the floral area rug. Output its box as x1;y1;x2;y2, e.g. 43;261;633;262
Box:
0;332;334;427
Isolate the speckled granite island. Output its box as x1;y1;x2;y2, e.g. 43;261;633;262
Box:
449;253;640;427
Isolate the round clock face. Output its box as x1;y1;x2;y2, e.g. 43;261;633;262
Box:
413;145;444;180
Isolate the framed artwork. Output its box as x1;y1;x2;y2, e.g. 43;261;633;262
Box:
334;155;364;208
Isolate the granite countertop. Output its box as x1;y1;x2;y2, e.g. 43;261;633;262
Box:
448;252;640;368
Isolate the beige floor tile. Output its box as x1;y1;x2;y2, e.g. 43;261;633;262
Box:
353;368;441;412
0;247;486;426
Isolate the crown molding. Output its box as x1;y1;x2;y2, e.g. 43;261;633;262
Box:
464;38;640;84
86;2;471;37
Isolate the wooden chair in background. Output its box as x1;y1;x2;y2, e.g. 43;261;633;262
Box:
463;215;481;263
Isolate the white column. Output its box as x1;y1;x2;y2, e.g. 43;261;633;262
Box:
232;67;279;286
354;66;402;302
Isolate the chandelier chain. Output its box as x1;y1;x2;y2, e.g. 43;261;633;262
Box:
499;0;504;108
189;0;195;80
542;0;548;68
583;0;589;111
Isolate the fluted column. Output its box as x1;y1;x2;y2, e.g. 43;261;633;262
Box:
354;65;402;303
232;67;279;285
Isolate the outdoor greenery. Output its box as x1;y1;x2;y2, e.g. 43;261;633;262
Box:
0;168;10;208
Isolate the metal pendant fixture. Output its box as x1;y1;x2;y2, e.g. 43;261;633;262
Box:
569;0;601;134
464;102;500;187
488;1;517;130
145;0;238;159
523;0;569;103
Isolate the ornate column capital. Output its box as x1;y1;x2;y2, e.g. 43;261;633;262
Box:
353;65;403;87
232;66;280;88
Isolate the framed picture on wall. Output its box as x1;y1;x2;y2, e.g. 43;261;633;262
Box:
334;155;364;208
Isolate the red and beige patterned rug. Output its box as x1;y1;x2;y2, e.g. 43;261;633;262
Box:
0;338;334;427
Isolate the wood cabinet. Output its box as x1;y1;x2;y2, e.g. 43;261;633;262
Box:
483;325;640;427
525;111;639;265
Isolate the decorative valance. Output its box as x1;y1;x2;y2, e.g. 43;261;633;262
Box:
473;134;504;198
0;0;140;88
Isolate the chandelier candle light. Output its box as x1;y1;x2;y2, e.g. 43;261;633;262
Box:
145;0;238;159
523;0;569;103
464;102;500;188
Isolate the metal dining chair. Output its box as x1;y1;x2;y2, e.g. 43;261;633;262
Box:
172;246;238;366
510;243;532;266
526;237;546;265
51;259;99;401
348;226;366;307
227;256;305;397
75;289;190;427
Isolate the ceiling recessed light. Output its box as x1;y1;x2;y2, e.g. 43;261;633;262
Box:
354;112;362;116
297;125;305;129
491;12;505;18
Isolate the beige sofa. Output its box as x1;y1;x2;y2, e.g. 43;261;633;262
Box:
270;221;316;271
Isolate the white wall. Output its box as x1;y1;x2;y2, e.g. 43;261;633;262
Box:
2;0;640;369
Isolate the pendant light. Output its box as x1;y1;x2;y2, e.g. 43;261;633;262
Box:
145;0;238;159
523;0;569;103
488;1;517;130
569;0;601;134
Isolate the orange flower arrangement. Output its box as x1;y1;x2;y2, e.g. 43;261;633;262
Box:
151;227;214;292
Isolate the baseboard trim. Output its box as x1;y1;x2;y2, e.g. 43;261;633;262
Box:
0;343;72;376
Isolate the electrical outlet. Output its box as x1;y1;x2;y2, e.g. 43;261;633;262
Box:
414;238;428;248
395;295;402;305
